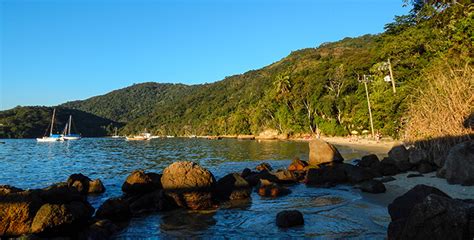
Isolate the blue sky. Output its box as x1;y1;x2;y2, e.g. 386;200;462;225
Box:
0;0;409;110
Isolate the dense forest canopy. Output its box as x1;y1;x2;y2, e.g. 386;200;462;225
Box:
1;1;472;139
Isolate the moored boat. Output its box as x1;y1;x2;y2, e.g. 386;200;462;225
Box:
126;131;151;141
37;109;65;142
62;115;81;140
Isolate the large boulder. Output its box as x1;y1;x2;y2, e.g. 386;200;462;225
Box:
392;194;471;240
161;161;216;210
388;184;451;222
341;164;374;183
30;201;94;236
308;139;344;166
0;191;43;237
214;173;251;201
95;198;131;221
408;148;428;165
276;210;304;228
388;145;409;163
121;170;162;195
38;183;85;204
357;154;379;168
380;158;400;176
444;141;474;185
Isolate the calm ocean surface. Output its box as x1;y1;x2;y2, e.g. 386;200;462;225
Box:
0;138;390;238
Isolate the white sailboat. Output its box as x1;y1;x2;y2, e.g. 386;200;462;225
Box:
62;115;81;140
37;109;65;142
111;127;121;138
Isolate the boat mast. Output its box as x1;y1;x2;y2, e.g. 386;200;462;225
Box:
50;108;56;136
68;115;72;135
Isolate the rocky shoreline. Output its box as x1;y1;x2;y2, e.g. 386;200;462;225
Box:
0;139;472;239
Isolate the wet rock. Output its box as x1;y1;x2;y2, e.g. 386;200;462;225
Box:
396;161;413;172
122;170;162;196
305;164;347;186
396;194;470;240
129;190;176;215
388;184;451;222
417;162;436;174
215;173;251;201
358;180;386;193
388;145;409;163
95;198;131;221
408;148;428;165
241;168;252;178
88;179;105;194
272;169;298;183
288;157;308;171
30;201;94;236
161;161;216;210
341;164;374;183
258;182;291;198
444;140;474;186
407;173;423;178
256;162;272;172
79;219;119;240
0;185;23;195
67;173;91;195
308;139;344;166
358;154;379;168
0;191;43;237
244;171;280;187
276;210;304;228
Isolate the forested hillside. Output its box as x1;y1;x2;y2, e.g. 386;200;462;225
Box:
1;0;471;139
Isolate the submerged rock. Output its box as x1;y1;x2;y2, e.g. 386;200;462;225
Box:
161;161;216;210
214;173;251;201
276;210;304;228
79;219;119;240
308;139;344;166
444;140;474;186
257;181;291;198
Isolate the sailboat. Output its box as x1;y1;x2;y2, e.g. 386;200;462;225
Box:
111;127;121;138
126;129;151;141
62;115;81;140
37;109;65;142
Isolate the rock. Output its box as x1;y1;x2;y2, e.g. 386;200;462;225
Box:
417;162;435;174
388;184;451;222
258;183;291;198
288;157;308;171
444;141;474;185
122;170;162;195
0;191;43;237
341;164;374;183
407;173;423;178
129;190;176;215
379;176;396;183
358;180;386;193
214;173;251;201
244;171;280;187
305;164;347;186
408;148;428;165
67;173;92;195
88;179;105;194
396;194;470;240
272;169;298;183
436;167;447;178
358;154;379;168
241;168;252;178
396;161;413;172
434;155;446;168
256;162;273;172
161;161;216;210
388;145;409;163
0;185;23;195
380;158;400;176
79;219;119;240
30;201;94;236
95;198;131;221
276;210;304;228
308;139;344;166
38;183;85;204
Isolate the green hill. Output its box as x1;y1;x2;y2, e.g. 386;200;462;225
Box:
1;1;471;139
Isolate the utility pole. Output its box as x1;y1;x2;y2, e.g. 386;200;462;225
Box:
359;74;375;139
387;58;396;94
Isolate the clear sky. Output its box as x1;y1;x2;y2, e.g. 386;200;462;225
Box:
0;0;410;110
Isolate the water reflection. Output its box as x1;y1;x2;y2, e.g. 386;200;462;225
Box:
0;138;389;238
